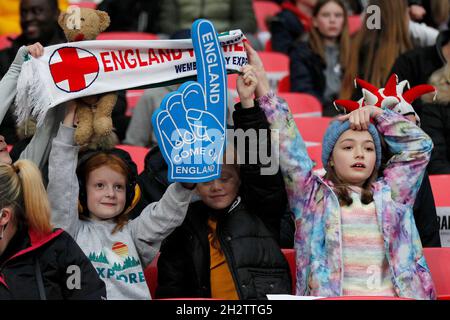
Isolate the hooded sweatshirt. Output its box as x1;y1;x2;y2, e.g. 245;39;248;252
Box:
47;124;193;299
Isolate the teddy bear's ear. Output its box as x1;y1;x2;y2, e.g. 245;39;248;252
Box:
96;10;111;33
58;11;68;29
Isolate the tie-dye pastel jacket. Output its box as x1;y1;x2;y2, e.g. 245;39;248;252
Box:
258;92;436;300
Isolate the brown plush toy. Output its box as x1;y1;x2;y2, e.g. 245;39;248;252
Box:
58;7;117;149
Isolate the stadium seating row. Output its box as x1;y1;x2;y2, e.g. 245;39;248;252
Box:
145;248;450;300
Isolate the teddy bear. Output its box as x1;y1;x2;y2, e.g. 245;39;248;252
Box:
58;7;117;149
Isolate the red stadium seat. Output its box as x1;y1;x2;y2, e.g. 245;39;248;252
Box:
294;117;332;144
348;15;362;36
144;252;159;298
0;35;15;50
253;1;281;32
429;174;450;247
228;53;289;92
97;32;159;41
258;51;289;91
429;175;450;207
125;89;145;116
115;144;149;174
259;51;289;74
278;92;322;117
423;248;450;300
282;249;296;294
307;145;324;170
277;75;291;93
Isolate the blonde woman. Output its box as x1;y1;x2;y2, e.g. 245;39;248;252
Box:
0;160;106;299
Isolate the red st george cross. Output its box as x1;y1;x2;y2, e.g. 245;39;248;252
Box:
49;47;99;92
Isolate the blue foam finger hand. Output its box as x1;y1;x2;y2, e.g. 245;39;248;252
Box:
152;93;185;176
191;19;228;127
186;109;224;141
180;81;205;111
152;19;228;183
186;109;225;166
154;92;184;146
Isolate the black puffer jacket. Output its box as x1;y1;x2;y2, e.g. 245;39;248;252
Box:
155;102;291;299
156;199;291;299
0;227;106;300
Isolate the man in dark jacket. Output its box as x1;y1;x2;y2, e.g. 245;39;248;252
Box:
389;31;448;247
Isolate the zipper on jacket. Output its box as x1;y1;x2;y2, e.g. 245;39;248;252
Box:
216;203;243;299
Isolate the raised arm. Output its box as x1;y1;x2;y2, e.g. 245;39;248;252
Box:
0;43;43;124
232;64;287;238
129;182;193;267
375;108;433;206
243;42;316;208
47;102;82;237
336;105;433;206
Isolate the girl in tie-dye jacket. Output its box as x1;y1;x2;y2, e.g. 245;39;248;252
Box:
256;92;436;299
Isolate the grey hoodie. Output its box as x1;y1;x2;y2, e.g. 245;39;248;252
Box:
47;124;193;299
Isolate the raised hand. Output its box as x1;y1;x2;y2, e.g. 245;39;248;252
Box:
27;42;44;58
152;19;227;183
243;41;270;98
63;100;77;128
337;106;383;131
236;65;258;108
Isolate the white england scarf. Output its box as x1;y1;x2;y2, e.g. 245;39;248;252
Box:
15;29;247;127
